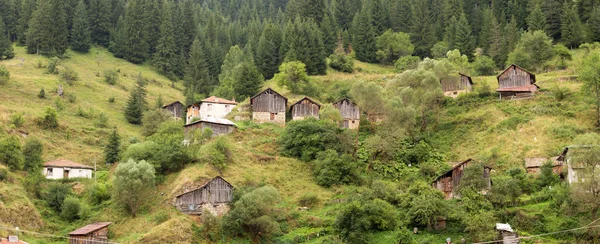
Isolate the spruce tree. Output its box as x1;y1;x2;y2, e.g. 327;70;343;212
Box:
184;39;211;97
453;14;475;59
17;0;35;45
590;7;600;42
257;23;283;80
104;128;121;164
542;0;564;40
389;0;412;33
0;18;14;59
122;0;149;64
527;4;547;33
487;15;504;67
110;0;125;26
333;0;360;30
371;0;390;36
26;0;69;56
478;8;492;53
444;16;458;50
145;0;161;55
178;0;198;55
152;1;177;78
109;16;125;58
124;77;147;125
443;0;463;23
410;0;436;58
321;12;337;55
351;8;377;63
504;16;520;54
7;0;19;42
70;0;91;53
561;2;584;48
88;0;111;47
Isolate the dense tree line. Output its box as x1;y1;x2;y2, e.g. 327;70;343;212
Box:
1;0;600;101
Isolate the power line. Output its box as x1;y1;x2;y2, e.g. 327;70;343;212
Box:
473;224;600;244
0;226;120;244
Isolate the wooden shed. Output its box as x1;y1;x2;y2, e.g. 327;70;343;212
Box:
163;101;184;119
250;88;288;125
174;176;234;216
290;97;321;120
68;222;112;244
184;117;235;137
333;98;360;130
432;159;492;200
496;64;539;100
440;73;473;98
525;157;563;175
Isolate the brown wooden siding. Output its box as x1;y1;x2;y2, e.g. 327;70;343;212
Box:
333;99;360;120
441;76;472;92
432;161;492;200
184;122;234;136
175;177;233;214
164;103;183;118
498;66;533;88
291;99;320;119
251;90;287;113
69;227;109;244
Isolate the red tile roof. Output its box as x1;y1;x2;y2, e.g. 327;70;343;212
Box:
496;85;539;92
44;159;94;170
1;238;28;244
69;222;112;236
201;96;238;105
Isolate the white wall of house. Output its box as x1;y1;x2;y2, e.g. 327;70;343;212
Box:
199;103;235;120
43;167;93;180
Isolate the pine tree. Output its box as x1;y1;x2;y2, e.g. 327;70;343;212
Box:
542;0;564;40
351;8;377;63
110;0;125;26
152;1;177;78
527;4;547;32
309;24;327;75
109;16;125;58
122;0;149;64
124;78;147;125
88;0;111;47
444;16;458;49
0;18;14;59
178;0;198;55
184;39;211;97
371;0;389;36
282;17;327;74
410;0;436;58
70;0;91;53
256;22;282;79
333;0;360;30
321;12;337;55
478;7;492;53
561;2;584;48
487;14;504;67
26;0;69;56
7;0;19;42
590;7;600;42
104;128;121;164
504;16;520;54
453;13;475;59
17;0;35;46
145;0;162;54
389;0;412;33
443;0;463;22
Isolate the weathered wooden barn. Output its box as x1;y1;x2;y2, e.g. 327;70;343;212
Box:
496;64;539;100
440;73;473;98
333;98;360;129
525;157;563;175
290;97;321;120
184;117;235;137
174;176;234;216
431;159;492;200
68;222;112;244
250;88;287;125
163;101;184;119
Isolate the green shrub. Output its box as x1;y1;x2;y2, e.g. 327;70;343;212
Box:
46;57;60;74
37;106;59;129
141;109;171;137
61;197;81;221
10;113;24;128
476;82;493;98
23;173;44;199
104;69;119;85
54;97;65;111
0;136;24;170
206;137;231;171
553;86;570;101
279;118;352;161
45;182;72;212
313;150;359;187
0;65;9;85
38;88;46;99
329;51;354;73
193;210;222;242
66;93;77;103
0;168;8;181
394;55;421;71
494;115;530;131
121;141;160;168
88;183;111;204
60;67;79;85
94;113;109;128
108;97;115;103
335;199;400;244
473;55;496;76
222;185;283;239
23;137;43;173
298;193;320;208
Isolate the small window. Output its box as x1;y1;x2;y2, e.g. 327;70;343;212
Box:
352;121;355;124
270;113;276;120
47;168;53;176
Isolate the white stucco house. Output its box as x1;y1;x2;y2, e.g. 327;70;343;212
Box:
186;96;238;124
43;159;94;180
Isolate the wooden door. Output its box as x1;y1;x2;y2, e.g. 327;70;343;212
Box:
64;170;69;179
343;120;349;128
270;113;275;120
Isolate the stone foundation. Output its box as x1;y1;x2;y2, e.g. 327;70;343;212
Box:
253;112;285;125
443;89;470;98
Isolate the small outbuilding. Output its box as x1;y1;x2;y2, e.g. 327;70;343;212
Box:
250;88;288;125
1;237;28;244
174;176;234;216
290;97;321;120
440;73;473;98
496;64;539;100
43;159;93;180
524;157;563;175
68;222;112;244
432;159;492;200
163;101;184;119
186;96;238;124
184;117;235;137
496;223;518;244
333;98;360;130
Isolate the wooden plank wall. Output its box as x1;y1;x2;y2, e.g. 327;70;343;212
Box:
165;103;183;118
334;100;360;120
499;67;532;88
204;123;233;135
441;76;471;92
292;100;320;118
252;91;286;113
175;177;233;208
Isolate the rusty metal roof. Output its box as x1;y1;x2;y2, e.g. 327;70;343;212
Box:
44;159;94;169
69;222;112;235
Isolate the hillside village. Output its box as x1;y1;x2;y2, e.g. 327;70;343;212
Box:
3;0;600;243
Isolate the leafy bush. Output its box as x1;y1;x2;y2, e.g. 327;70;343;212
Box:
38;88;46;99
94;113;109;128
23;137;43;173
104;69;119;85
10;113;24;128
394;55;421;71
279;118;352;161
147;121;191;173
122;141;160;168
141;109;171;137
223;185;283;239
313;150;359;187
298;193;320;208
88;183;111;204
473;55;496;76
206;137;231;171
46;57;60;74
193;210;222;242
54;97;65;111
61;197;81;221
108;97;115;103
45;182;72;212
60;67;79;85
66;93;77;103
553;86;570;101
23;173;44;199
476;82;493;98
0;136;24;170
335;199;400;244
375;30;414;64
0;168;7;181
400;182;447;228
37;106;58;129
329;51;354;73
113;159;156;217
487;176;522;208
0;65;9;85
